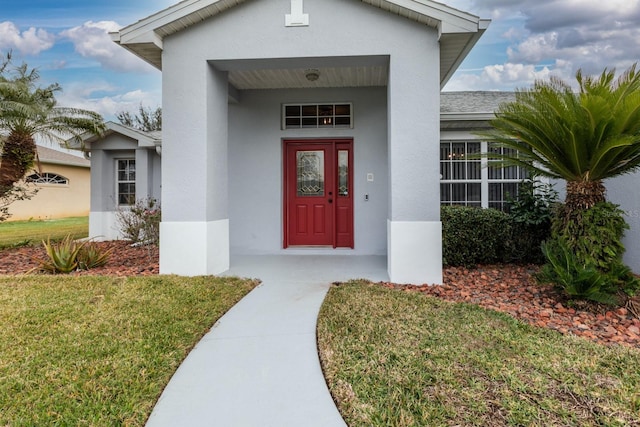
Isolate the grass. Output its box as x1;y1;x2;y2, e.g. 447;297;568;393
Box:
0;216;88;249
0;274;258;426
317;281;640;427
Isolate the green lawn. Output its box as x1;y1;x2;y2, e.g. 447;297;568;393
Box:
0;275;258;425
318;281;640;427
0;216;88;249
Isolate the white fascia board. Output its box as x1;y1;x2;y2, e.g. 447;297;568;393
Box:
117;0;230;44
441;112;496;121
382;0;483;33
70;122;160;149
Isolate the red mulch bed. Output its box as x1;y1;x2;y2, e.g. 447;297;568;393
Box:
0;240;158;276
381;265;640;349
1;242;638;348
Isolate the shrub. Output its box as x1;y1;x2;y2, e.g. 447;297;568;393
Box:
540;202;640;304
552;202;628;272
506;178;558;264
115;198;161;245
537;239;619;305
441;206;512;267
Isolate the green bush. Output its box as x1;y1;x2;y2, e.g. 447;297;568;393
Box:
506;178;558;264
552;202;628;271
441;206;512;267
537;239;619;305
542;202;640;302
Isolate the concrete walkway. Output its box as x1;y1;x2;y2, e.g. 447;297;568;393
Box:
145;255;388;427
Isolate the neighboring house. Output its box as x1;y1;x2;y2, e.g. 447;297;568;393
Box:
78;122;161;240
7;145;90;221
104;0;490;284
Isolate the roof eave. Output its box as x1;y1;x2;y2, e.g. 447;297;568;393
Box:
439;18;490;89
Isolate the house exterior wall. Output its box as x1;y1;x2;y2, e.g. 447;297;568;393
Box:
607;173;640;273
159;0;443;282
88;133;161;240
228;87;388;255
7;163;90;221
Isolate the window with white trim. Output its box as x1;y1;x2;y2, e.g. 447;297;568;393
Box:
440;141;529;211
116;159;135;206
26;172;69;185
283;103;352;129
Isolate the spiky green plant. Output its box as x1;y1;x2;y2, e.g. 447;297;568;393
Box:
483;64;640;217
38;235;86;274
77;242;112;270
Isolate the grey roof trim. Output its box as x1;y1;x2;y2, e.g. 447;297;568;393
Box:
113;0;489;86
69;121;162;150
36;145;91;168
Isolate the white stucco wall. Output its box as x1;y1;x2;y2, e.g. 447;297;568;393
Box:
228;87;388;255
607;173;640;273
159;0;443;281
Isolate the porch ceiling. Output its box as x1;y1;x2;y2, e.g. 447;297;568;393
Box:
213;56;389;90
228;65;388;89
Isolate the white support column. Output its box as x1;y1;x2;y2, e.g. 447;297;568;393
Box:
387;51;443;285
160;59;230;276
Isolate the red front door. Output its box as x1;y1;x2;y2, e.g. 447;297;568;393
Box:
284;140;354;248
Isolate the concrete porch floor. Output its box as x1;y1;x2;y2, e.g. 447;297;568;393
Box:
226;254;389;283
145;255;388;427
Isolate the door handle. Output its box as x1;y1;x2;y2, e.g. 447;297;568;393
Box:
328;199;333;203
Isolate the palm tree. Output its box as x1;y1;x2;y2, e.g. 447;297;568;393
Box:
0;57;105;198
482;65;640;216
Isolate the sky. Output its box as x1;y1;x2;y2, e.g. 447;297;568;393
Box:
1;0;639;121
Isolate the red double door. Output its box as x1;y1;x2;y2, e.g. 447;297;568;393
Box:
283;139;354;248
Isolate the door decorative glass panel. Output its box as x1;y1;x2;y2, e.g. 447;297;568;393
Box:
338;150;348;196
297;151;324;196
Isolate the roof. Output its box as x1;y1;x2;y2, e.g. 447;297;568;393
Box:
440;91;515;130
71;122;162;149
441;91;516;114
36;145;90;168
112;0;489;88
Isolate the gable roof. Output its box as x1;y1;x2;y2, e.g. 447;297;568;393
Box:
112;0;489;87
72;122;162;149
36;145;91;168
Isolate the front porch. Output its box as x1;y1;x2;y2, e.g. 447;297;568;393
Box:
223;254;389;283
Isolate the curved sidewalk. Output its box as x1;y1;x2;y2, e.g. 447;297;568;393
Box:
146;255;388;427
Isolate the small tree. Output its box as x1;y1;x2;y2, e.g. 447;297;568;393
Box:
0;52;105;205
482;65;640;303
116;103;161;132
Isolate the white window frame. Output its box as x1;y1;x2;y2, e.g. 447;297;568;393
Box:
440;140;528;210
282;103;353;130
116;158;136;207
26;172;69;185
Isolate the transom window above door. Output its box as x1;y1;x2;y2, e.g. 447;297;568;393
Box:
283;103;352;129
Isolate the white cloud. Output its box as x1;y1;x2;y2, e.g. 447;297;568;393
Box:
446;0;640;90
0;21;55;55
56;81;161;121
61;21;156;73
446;61;573;91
